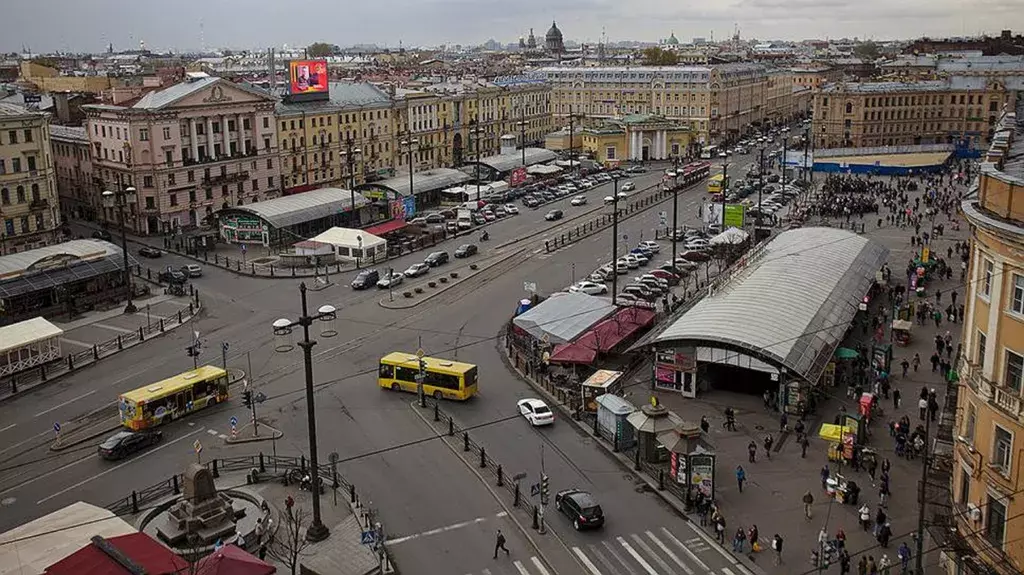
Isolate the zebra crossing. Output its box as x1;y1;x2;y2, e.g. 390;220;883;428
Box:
464;526;747;575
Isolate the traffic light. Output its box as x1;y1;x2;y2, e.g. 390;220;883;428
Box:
540;475;549;506
242;389;253;408
186;346;198;357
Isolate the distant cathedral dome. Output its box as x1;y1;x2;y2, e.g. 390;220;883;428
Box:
527;28;537;49
545;21;565;54
667;32;679;45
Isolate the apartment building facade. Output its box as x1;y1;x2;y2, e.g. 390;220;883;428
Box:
81;75;280;234
0;102;62;254
50;125;97;221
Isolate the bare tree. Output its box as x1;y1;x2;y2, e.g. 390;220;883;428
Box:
265;502;314;575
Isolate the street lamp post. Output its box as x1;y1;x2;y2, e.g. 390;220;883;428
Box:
611;177;620;306
401;136;418;214
469;119;484;202
272;284;337;543
518;109;528;168
342;140;362;227
671;157;681;265
757;147;766;234
101;187;138;314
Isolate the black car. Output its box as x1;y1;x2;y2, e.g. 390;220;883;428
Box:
544;209;563;221
158;267;187;284
555;488;605;530
424;251;449;267
92;229;113;241
98;430;162;460
138;246;162;258
351;269;380;290
454;244;478;258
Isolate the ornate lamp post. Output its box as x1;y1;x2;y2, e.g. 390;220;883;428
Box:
401;136;419;214
101;186;137;313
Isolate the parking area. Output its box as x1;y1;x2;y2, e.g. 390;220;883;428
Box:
53;293;196;352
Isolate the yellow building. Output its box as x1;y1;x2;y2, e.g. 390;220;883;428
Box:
19;62;117;94
581;114;694;165
812;79;1015;150
542;64;769;146
953;106;1024;575
0;102;62;254
790;66;842;90
765;70;797;126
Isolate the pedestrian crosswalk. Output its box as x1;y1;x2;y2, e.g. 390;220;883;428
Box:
463;526;747;575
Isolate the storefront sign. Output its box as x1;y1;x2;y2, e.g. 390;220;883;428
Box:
389;200;406;221
403;196;417;218
689;453;716;499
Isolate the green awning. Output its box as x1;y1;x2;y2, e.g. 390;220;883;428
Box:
834;347;859;360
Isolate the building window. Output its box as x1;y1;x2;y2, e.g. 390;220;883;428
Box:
165;150;174;166
993;424;1013;474
170;194;177;206
168;173;176;185
0;159;4;174
163;127;171;139
27;157;35;172
143;176;154;188
964;402;976;443
187;171;195;183
986;495;1007;549
34;213;44;230
7;130;17;144
0;188;8;205
16;186;25;203
606;146;616;160
978;331;987;370
145;196;156;209
1005;350;1024;391
1012;274;1024;314
982;260;994;298
23;129;32;143
268;177;274;189
139;128;149;141
11;158;20;172
958;468;970;504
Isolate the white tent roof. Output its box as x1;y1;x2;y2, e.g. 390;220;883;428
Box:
528;164;562;175
709;227;749;245
310;227;386;249
0;501;136;575
0;317;63;354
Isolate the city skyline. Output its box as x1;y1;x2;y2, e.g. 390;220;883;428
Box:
2;0;1022;54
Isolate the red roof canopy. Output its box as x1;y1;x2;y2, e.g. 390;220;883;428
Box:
196;544;276;575
550;307;656;364
364;219;407;236
45;533;189;575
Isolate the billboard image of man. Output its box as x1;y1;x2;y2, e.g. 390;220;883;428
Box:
296;64;310;91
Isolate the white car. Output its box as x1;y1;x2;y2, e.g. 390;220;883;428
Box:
638;240;660;253
376;272;404;289
623;254;644;267
685;239;710;250
504;204;519;215
404;263;430;277
518;398;554;426
618;257;639;270
621;182;636;192
570;195;588;206
569;281;609;295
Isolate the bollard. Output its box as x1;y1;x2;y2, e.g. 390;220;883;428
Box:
271;265;275;276
292;267;296;277
350;483;356;503
173;474;180;494
147;268;152;280
514;482;521;507
189;302;194;314
139;326;144;341
593;412;600;436
204;251;209;262
434;402;439;422
252;263;256;274
658;469;665;491
177;310;183;323
160;319;165;332
67;355;74;370
259;453;266;472
480;447;486;468
300;455;307;473
497;465;503;487
212;459;219;478
40;365;46;381
532;506;539;530
117;335;123;350
93;344;99;360
131;491;139;514
215;254;220;264
463;432;469;452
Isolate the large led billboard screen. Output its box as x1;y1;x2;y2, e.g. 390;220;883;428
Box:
289;60;328;95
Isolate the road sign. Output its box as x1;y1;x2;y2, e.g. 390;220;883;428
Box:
416;348;425;359
512;472;527;482
329;452;340;464
241;244;247;253
360;530;378;545
230;416;238;427
53;422;61;434
524;281;537;293
530;482;541;497
222;342;229;353
193;440;203;454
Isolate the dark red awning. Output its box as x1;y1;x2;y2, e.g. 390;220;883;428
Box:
549;307;656;364
364;219;407;236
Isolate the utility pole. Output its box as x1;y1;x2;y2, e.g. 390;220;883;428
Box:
568;105;575;176
720;162;729;231
611;177;620;305
539;443;548;535
221;342;229;370
915;412;932;574
671;157;680;265
757;147;765;234
247;351;259;437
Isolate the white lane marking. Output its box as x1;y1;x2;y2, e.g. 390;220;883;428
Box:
92;322;133;334
631;533;676;575
513;561;529;575
386;512;508;545
481;570;492;575
663;527;710;571
531;557;551;575
573;547;603;575
648;531;693;575
218;434;227;440
686;521;741;566
721;568;737;575
0;429;50;456
34;390;97;418
618;536;658;575
0;424;15;433
60;337;96;348
37;427;206;504
207;429;218;436
0;453;98;496
601;541;637;575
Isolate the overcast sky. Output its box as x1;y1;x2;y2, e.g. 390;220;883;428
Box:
3;0;1022;53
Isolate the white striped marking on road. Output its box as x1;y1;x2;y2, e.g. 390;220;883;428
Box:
631;533;676;575
530;556;551;575
618;536;658;575
721;568;737;575
386;512;508;545
481;569;492;575
573;547;603;575
513;560;530;575
92;322;134;334
601;540;638;575
218;434;227;440
0;453;97;496
662;527;710;571
207;429;218;436
34;390;96;418
60;337;96;348
37;427;207;504
686;521;742;566
0;424;15;434
647;530;693;575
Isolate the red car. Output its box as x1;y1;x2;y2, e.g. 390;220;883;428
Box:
647;269;681;285
677;250;711;262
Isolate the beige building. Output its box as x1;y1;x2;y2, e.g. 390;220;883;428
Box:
50;125;98;221
812;78;1020;150
0;102;62;254
541;64;769;146
765;70;796;126
81;75;280;234
790;66;842;90
580;114;694;165
19;62;118;95
950;106;1024;575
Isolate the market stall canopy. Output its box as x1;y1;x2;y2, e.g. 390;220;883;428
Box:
834;347;859;360
891;319;913;331
819;423;854;442
627;401;684;434
195;544;276;575
709;227;749;245
512;292;615;345
549;307;656;364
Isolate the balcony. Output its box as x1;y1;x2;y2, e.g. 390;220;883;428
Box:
202;171;250;187
962;359;1024;421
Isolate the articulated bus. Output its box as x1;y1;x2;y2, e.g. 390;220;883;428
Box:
118;365;230;430
679;161;711;186
378;352;479;401
707;174;728;194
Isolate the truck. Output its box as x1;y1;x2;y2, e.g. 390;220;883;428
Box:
457;208;473;230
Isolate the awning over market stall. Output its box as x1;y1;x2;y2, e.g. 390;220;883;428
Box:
549;307;656;364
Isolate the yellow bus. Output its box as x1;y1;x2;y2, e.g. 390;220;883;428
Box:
707;174;728;194
378;352;479;401
118;365;230;430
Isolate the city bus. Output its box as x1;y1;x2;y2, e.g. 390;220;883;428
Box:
680;161;711;186
700;145;719;159
707;174;728;194
118;365;230;430
378;352;479;401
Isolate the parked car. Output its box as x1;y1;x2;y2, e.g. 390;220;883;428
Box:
523;196;540;208
138;246;162;258
158;267;187;284
685;238;710;250
638;240;660;253
570;195;588;206
544;209;564;221
677;250;711;262
621;182;636;192
648;269;681;285
98;430;161;460
376;271;404;289
504;204;520;215
403;263;430;278
569;281;609;296
555;488;605;530
622;284;656;300
181;264;203;278
351;269;380;289
424;251;449;267
91;229;113;241
472;213;487;225
454;244;478;258
517;398;555;426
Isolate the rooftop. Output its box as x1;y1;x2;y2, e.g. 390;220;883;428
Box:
0;239;136;300
0;101;44;118
821;80;950;94
49;125;88;143
513;292;616;345
649;227;889;383
476;147;557;173
224;187;369;229
358;168;471;197
275;82;393;115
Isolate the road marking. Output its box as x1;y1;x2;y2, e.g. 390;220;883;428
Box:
530;556;551;575
685;522;742;567
207;429;219;436
664;528;709;571
60;337;95;348
647;530;693;575
513;561;530;575
0;429;50;456
218;434;227;440
386;512;508;545
591;544;628;575
573;547;603;575
721;568;737;575
0;453;98;496
37;427;206;505
481;569;492;575
34;390;97;418
618;536;657;575
92;322;133;334
631;533;676;575
0;424;15;434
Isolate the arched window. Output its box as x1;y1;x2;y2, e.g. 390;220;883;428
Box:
31;183;39;201
845;102;853;114
16;186;25;203
0;188;8;205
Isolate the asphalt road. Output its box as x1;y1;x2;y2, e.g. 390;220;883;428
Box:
0;154;764;574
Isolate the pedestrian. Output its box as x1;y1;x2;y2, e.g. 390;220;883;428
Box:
858;556;868;575
748;525;760;552
868;458;878;483
715;517;726;544
800;434;810;458
930;353;940;372
912;353;920;372
892;387;901;410
779;412;788;433
821;465;830;490
732;527;747;553
900;358;909;378
736;465;746;492
839;549;851;575
802;490;814;519
897;542;911;573
748;440;757;463
919;396;928;420
772;534;783;565
859;503;872;531
700;415;710;434
763;433;774;460
493;529;509;559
